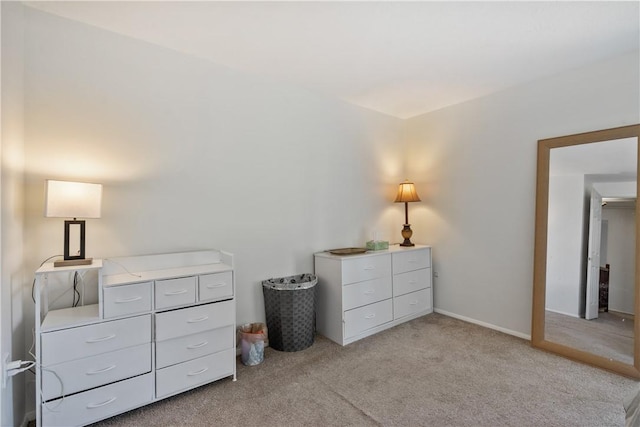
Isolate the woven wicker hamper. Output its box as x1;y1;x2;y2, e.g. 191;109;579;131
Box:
262;274;317;352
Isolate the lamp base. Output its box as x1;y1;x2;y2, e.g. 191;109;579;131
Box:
54;258;93;268
399;224;415;247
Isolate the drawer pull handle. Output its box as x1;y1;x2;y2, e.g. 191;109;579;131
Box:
86;334;116;343
364;290;375;295
365;314;376;319
86;365;116;375
207;283;227;289
188;367;209;376
87;397;117;409
187;315;209;323
165;289;188;296
408;280;417;284
187;341;209;349
409;300;419;306
115;296;142;304
364;266;375;271
408;260;418;263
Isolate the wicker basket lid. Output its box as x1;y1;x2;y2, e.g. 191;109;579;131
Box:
262;274;317;290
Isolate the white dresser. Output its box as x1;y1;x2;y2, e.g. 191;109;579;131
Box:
34;250;235;427
314;245;432;345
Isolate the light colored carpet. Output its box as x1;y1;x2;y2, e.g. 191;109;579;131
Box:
545;310;634;365
88;313;637;427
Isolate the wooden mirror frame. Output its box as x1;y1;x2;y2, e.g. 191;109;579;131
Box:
532;124;640;378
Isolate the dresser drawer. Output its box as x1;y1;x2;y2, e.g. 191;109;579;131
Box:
342;254;391;285
156;325;234;369
103;282;152;318
42;343;151;401
41;315;151;366
393;268;431;297
343;277;392;311
394;288;432;320
155;276;196;310
156;348;235;398
155;300;235;342
344;299;393;339
42;372;153;427
392;248;431;274
199;271;233;302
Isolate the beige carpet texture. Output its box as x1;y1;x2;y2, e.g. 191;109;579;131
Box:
545;310;634;365
86;313;636;427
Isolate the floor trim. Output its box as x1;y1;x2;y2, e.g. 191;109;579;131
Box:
434;308;531;341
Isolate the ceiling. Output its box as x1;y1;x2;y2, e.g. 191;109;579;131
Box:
550;137;637;177
550;137;637;202
25;1;640;119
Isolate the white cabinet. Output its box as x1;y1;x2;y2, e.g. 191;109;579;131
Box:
41;343;151;401
155;348;235;398
155;276;197;310
40;314;151;366
390;248;433;320
102;281;152;318
343;299;394;340
154;300;234;341
155;326;233;369
42;373;154;427
34;250;235;427
314;245;432;346
199;271;234;302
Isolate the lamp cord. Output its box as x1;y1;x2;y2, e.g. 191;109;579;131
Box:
31;255;64;303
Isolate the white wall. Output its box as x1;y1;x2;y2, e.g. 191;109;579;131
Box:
1;2;26;426
21;4;404;350
545;174;585;317
405;50;640;337
603;206;636;314
7;4;640;424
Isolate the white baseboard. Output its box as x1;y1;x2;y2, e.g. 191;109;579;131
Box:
609;309;634;316
545;308;580;318
21;410;35;427
434;308;531;341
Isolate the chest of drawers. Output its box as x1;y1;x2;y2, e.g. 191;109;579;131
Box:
34;250;235;427
314;245;432;345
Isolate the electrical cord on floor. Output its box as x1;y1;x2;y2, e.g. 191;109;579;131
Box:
31;255;64;303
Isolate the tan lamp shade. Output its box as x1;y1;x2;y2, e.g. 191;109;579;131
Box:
394;180;421;203
45;180;102;219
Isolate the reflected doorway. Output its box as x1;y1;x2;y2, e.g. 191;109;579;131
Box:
546;198;636;364
600;200;636;316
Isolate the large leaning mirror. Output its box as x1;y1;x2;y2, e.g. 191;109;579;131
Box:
532;124;640;378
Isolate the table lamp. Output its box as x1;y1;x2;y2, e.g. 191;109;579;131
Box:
394;180;421;247
45;180;102;267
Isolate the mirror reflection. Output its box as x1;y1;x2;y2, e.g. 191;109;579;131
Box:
544;137;637;364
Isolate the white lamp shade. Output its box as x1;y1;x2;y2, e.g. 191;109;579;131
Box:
45;180;102;219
